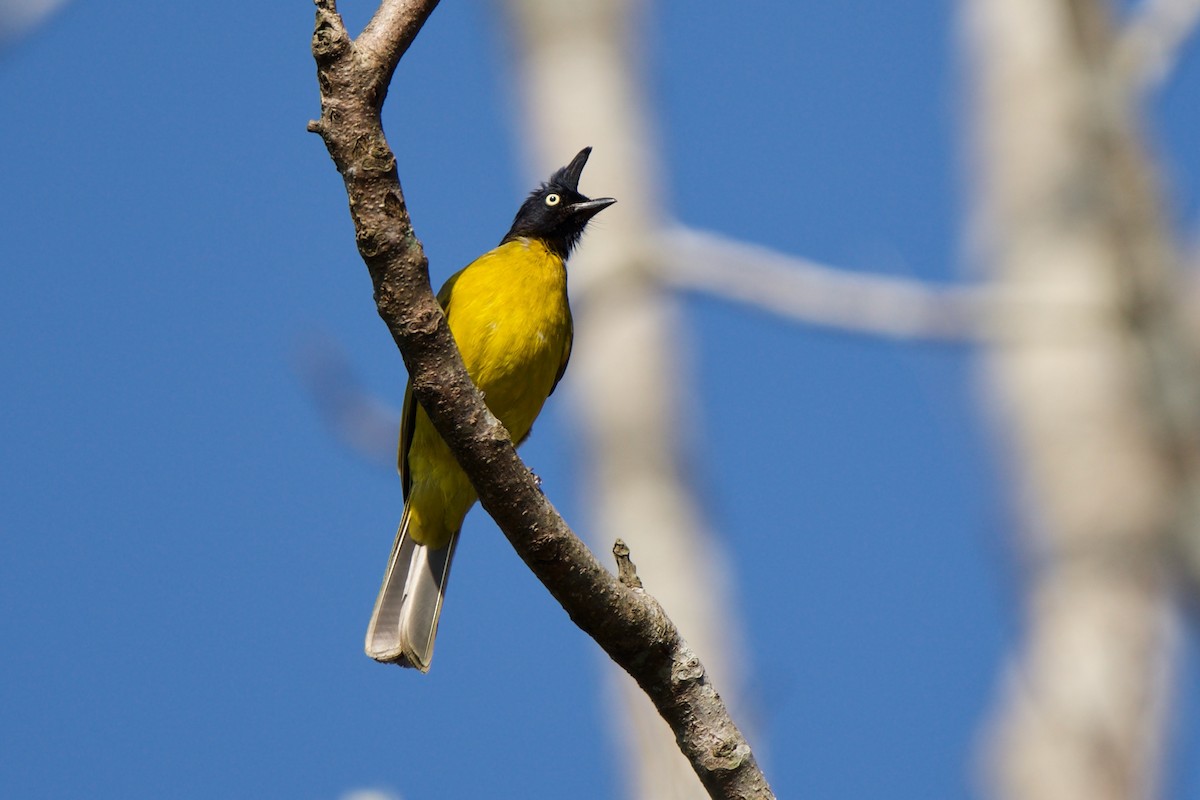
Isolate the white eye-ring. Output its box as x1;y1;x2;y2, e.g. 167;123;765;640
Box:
545;193;561;207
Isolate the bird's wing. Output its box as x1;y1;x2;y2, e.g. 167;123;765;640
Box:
550;313;573;396
397;382;416;499
397;268;467;498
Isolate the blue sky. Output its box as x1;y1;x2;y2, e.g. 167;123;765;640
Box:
3;2;1199;799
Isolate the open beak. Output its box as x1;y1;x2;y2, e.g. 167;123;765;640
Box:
568;197;616;220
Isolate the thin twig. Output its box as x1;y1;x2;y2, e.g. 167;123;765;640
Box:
613;539;643;590
308;2;773;797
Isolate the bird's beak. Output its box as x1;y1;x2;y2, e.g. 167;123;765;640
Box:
568;197;616;220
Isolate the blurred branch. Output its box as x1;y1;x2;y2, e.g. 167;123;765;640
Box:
307;2;773;797
293;334;398;468
656;227;1158;345
1116;0;1200;92
657;226;983;340
966;0;1200;797
0;0;70;48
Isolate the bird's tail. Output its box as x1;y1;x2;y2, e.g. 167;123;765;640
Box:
364;507;459;672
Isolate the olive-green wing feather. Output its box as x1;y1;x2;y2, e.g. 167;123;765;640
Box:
397;383;416;498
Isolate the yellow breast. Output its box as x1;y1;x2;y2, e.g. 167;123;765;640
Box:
442;237;572;441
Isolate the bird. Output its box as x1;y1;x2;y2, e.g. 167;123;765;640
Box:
364;147;615;671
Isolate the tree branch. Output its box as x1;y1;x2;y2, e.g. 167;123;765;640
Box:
656;226;984;341
656;227;1193;347
307;2;773;797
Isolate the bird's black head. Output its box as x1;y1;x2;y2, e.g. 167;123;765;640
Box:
501;147;616;259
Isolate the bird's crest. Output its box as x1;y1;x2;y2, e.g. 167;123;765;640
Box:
501;146;616;259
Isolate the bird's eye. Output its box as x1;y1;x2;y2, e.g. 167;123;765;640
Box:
545;193;561;207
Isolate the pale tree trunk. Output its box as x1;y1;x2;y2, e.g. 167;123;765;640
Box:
501;1;751;798
964;1;1200;798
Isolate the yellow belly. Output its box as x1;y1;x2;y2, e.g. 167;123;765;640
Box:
404;238;572;547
